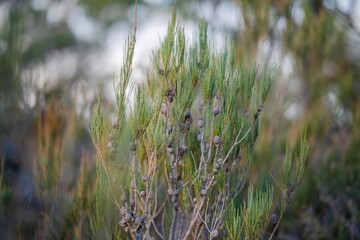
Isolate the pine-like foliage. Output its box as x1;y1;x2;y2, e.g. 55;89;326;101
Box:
90;10;308;240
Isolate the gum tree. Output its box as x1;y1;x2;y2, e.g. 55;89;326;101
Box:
90;10;308;240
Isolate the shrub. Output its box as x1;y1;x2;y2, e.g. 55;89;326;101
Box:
90;10;309;240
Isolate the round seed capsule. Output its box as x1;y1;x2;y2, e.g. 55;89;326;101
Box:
213;136;221;145
149;193;155;201
134;216;141;225
140;190;146;197
168;188;174;196
200;188;207;196
123;213;131;223
270;214;278;225
212;107;219;115
197;119;204;128
120;206;127;216
119;219;126;228
201;176;207;183
142;175;149;182
169;89;176;97
130;181;136;190
211;229;219;237
130;198;135;208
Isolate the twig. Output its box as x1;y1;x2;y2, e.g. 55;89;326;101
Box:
169;209;178;240
151;218;165;239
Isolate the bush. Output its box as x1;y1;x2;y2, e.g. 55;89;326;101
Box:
90;10;309;240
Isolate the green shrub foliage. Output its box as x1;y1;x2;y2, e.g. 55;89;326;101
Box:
90;11;308;240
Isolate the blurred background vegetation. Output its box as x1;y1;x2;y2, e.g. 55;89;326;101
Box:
0;0;359;239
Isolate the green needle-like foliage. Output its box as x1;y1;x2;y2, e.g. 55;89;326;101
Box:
282;130;309;190
90;93;106;146
225;201;242;240
90;9;308;240
241;184;274;239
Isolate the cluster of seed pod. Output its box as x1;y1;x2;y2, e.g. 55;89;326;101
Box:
119;172;156;236
197;107;217;135
118;141;156;237
197;118;205;142
167;141;185;210
198;172;216;198
119;193;146;236
160;88;176;117
166;108;195;210
212;158;223;174
167;187;180;209
192;104;225;236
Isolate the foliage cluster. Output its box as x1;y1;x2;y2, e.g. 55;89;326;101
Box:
89;9;308;239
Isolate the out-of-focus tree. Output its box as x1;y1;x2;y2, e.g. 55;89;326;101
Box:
0;1;97;239
225;0;360;239
0;2;23;131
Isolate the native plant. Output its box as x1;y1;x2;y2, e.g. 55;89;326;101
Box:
90;10;308;240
